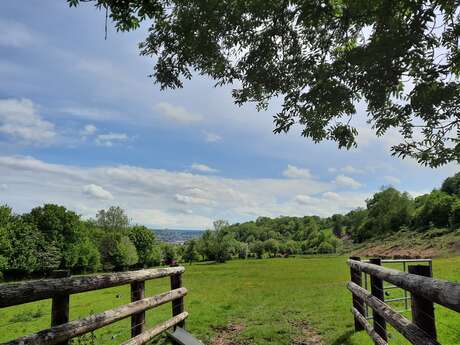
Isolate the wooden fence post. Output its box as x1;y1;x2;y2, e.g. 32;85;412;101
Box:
350;256;364;331
370;258;387;342
170;272;185;328
408;265;437;340
131;281;146;337
51;270;70;345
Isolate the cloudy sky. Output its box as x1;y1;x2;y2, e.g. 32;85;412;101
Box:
0;1;457;229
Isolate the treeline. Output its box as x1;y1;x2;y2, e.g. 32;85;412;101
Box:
181;172;460;263
339;172;460;242
0;205;177;279
2;172;460;272
180;217;341;264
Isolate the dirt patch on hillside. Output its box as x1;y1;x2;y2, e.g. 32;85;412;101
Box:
289;320;323;345
210;323;248;345
353;243;438;258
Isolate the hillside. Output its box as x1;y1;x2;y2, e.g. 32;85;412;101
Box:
349;227;460;258
180;172;460;264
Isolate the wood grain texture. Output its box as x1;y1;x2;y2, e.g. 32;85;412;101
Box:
121;312;189;345
1;288;187;345
170;273;185;328
348;282;439;345
408;265;437;340
369;258;387;341
351;307;387;345
0;266;185;308
348;259;460;313
131;281;146;337
349;256;365;332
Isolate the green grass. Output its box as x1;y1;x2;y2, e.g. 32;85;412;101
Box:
1;256;460;344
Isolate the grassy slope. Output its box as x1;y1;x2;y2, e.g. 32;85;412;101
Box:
1;256;460;344
348;228;460;258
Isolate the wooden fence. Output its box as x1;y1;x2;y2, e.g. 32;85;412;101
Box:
348;256;460;345
0;266;187;345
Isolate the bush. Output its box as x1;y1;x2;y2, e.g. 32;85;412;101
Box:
441;172;460;198
317;242;334;254
361;187;414;239
129;226;161;267
414;190;456;228
113;237;139;269
64;240;101;273
162;244;177;265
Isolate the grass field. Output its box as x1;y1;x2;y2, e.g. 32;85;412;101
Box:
1;256;460;344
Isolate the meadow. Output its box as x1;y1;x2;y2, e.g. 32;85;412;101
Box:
1;256;460;345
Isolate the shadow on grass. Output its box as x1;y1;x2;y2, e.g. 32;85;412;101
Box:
330;330;355;345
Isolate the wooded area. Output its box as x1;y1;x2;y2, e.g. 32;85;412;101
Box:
180;172;460;263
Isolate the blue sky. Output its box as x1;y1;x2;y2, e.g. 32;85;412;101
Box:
0;1;457;229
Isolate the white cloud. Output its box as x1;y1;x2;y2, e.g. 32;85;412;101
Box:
0;184;7;190
384;175;401;185
80;124;97;137
329;165;366;175
61;107;120;121
333;175;362;189
155;102;202;123
203;131;222;143
95;132;129;147
82;184;113;200
322;191;342;201
190;163;219;174
174;194;216;206
341;165;365;175
0;155;73;176
283;165;312;179
294;195;316;205
0;20;34;47
0;98;56;144
129;208;213;229
0;155;365;228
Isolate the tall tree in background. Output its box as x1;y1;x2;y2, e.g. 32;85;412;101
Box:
0;206;12;272
183;239;200;264
129;225;161;267
24;204;81;269
96;206;130;230
68;0;460;166
442;172;460;198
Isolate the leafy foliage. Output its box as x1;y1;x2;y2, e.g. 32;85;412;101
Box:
360;187;414;238
129;225;161;267
68;0;460;167
0;205;164;277
192;217;339;263
441;172;460;198
183;239;200;264
2;172;460;272
96;206;129;230
187;172;460;262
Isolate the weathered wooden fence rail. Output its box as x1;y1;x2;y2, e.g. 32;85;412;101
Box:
0;266;188;345
348;257;460;345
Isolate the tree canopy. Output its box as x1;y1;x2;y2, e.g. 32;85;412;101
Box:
68;0;460;166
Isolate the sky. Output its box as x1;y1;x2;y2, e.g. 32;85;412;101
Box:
0;1;458;229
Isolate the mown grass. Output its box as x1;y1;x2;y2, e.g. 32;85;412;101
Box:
1;256;460;344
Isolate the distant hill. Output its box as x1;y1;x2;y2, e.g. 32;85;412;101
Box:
153;229;204;244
